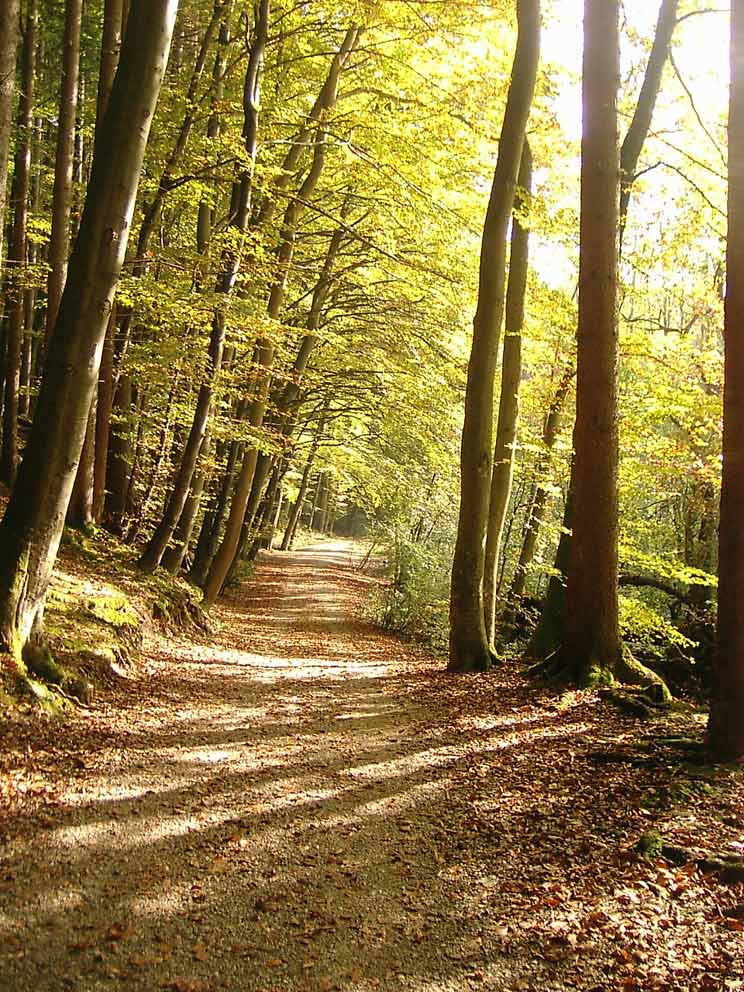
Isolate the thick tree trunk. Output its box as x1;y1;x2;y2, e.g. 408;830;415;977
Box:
139;0;269;572
0;0;177;671
448;0;540;673
1;0;37;487
709;0;744;762
483;143;533;645
0;0;19;278
45;0;83;342
528;0;680;681
560;0;622;682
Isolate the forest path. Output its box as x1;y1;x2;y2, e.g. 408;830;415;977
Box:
1;540;742;992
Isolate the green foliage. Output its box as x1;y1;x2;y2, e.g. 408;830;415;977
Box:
368;531;451;653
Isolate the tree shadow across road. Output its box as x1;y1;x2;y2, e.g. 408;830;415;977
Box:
0;540;742;992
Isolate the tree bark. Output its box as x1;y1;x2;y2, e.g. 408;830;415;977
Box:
1;0;37;487
510;367;573;598
91;0;126;521
448;0;540;673
281;402;328;551
560;0;622;682
0;0;178;671
0;0;19;279
202;26;361;606
709;0;744;761
139;0;269;572
45;0;83;342
162;425;212;573
483;142;533;644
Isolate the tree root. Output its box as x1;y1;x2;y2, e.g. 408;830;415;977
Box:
524;642;672;715
637;831;744;884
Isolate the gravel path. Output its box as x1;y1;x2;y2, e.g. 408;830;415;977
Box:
1;541;743;992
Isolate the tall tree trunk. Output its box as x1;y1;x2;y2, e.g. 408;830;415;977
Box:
139;0;269;572
709;0;744;762
0;0;178;672
45;0;83;342
202;25;361;606
483;142;533;644
528;0;680;677
91;0;126;520
1;0;37;487
448;0;540;673
0;0;19;279
105;0;222;535
559;0;622;682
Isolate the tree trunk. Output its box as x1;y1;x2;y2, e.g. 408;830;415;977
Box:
281;403;328;551
93;310;115;519
560;0;622;682
448;0;540;673
92;0;126;520
45;0;83;342
202;26;361;606
0;0;19;278
0;0;178;672
709;0;744;761
510;367;573;598
528;0;680;678
139;0;269;572
162;425;212;574
483;142;533;645
1;0;37;487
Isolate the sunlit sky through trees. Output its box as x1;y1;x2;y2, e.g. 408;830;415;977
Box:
530;1;730;288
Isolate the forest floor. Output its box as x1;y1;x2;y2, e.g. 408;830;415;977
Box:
1;540;744;992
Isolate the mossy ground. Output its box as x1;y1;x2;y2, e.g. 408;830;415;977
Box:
4;525;208;711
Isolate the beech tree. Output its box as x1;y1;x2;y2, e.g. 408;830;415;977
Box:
448;0;540;673
0;0;178;672
0;0;19;277
709;0;744;762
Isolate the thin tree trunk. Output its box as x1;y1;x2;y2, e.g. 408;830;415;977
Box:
202;27;361;606
448;0;540;673
93;309;115;519
162;424;212;573
483;142;533;644
139;0;269;572
709;0;744;761
91;0;126;520
510;367;573;598
0;0;19;279
0;0;177;670
45;0;83;342
619;0;679;251
281;403;328;551
1;0;37;487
